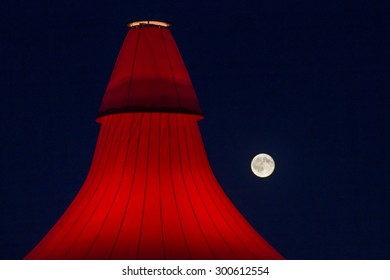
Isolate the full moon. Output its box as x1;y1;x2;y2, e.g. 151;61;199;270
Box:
251;153;275;178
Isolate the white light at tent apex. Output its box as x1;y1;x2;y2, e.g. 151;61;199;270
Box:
251;153;275;178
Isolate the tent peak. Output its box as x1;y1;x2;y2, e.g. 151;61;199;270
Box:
98;19;202;119
127;20;171;28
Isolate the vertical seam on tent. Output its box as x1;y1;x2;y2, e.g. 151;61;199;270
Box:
127;28;141;108
161;29;181;108
176;114;216;259
168;113;192;258
108;113;144;259
136;113;152;259
158;114;166;259
145;29;162;85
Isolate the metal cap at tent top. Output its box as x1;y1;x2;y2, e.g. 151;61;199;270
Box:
127;20;171;28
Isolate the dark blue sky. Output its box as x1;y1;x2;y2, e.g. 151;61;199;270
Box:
1;0;389;259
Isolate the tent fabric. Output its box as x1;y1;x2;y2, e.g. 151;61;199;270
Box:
25;113;283;259
25;22;283;259
98;24;202;119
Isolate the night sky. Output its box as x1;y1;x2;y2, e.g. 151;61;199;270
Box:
1;0;389;259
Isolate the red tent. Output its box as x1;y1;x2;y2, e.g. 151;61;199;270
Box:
25;21;283;260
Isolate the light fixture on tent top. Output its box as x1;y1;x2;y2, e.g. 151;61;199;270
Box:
127;20;171;28
25;21;284;260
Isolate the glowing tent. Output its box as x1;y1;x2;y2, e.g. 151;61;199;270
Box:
25;21;283;260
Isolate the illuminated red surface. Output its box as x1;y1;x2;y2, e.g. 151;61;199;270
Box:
98;23;202;118
25;22;283;260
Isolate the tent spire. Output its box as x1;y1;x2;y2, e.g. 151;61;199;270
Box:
97;20;202;120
